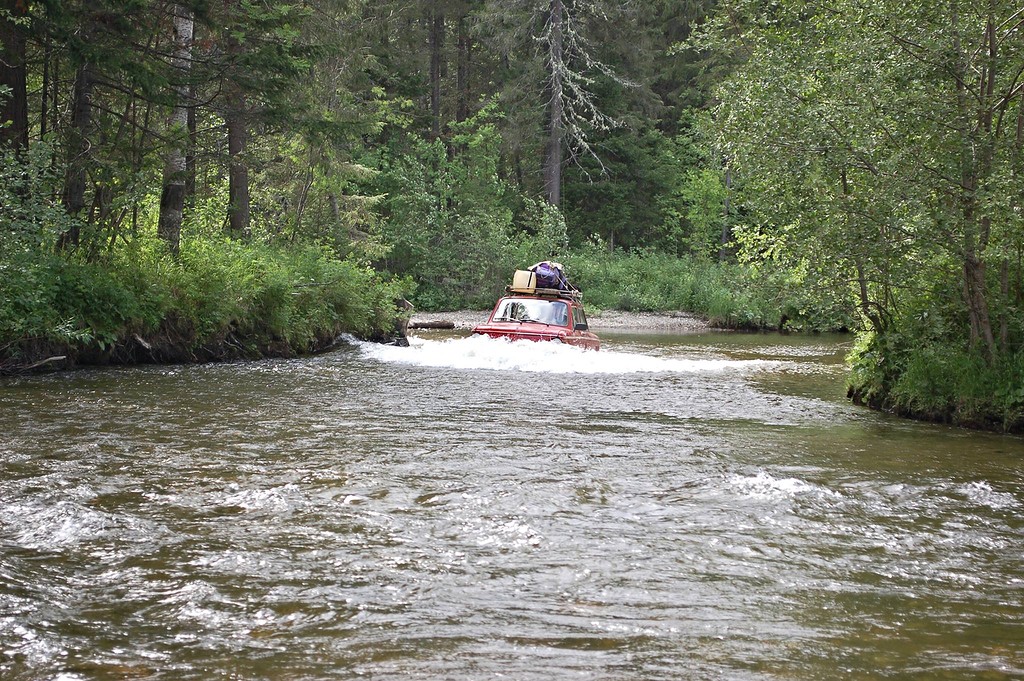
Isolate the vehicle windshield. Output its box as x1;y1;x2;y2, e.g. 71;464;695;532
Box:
492;298;569;326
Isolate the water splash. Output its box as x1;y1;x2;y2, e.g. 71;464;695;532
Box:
727;471;844;501
357;334;775;375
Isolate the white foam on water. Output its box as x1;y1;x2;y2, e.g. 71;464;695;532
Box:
728;471;843;501
959;481;1020;511
7;500;111;551
358;334;774;375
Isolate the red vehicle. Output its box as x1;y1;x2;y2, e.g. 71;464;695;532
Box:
472;288;600;351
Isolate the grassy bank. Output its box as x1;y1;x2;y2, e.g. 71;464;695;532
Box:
0;236;409;374
847;332;1024;433
564;247;856;331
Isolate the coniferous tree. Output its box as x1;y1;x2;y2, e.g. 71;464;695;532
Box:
0;0;29;151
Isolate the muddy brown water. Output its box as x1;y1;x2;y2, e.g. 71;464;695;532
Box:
2;330;1022;679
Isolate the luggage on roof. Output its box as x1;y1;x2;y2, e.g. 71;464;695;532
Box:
507;262;581;301
529;261;568;290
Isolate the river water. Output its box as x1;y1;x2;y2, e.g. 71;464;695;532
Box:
1;330;1022;680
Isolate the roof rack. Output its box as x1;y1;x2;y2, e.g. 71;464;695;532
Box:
506;285;583;303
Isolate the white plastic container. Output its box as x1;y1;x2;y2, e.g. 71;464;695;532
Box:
510;269;537;292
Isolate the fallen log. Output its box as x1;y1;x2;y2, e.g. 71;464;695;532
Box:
23;355;67;371
408;320;456;330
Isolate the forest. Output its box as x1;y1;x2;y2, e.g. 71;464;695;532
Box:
1;0;1022;431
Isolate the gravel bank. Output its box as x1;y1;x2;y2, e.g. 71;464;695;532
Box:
409;309;713;332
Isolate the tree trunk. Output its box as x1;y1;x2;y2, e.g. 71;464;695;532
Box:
291;162;314;242
952;3;996;360
963;253;996;357
855;260;885;334
157;3;194;257
226;100;250;238
456;15;470;124
0;0;29;151
58;60;96;249
429;6;444;140
224;9;250;239
543;0;564;207
185;84;197;207
999;258;1009;352
40;33;50;140
329;192;342;230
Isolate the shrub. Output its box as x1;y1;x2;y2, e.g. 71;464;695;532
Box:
847;329;1024;432
559;245;852;330
0;228;410;369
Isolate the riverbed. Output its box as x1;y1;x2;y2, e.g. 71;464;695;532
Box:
1;329;1022;679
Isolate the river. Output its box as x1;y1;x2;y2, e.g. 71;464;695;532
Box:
1;329;1022;679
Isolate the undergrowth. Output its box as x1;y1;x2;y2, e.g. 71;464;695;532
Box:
0;235;409;371
847;331;1024;432
562;245;855;331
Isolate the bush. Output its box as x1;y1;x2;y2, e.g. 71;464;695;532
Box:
560;244;853;330
163;236;409;352
847;329;1024;432
0;231;410;370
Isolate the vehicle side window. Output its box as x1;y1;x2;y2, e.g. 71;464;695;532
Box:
572;307;588;330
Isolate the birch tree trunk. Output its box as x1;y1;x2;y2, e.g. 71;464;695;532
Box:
157;3;194;256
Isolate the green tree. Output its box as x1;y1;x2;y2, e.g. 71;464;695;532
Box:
704;0;1024;349
477;0;639;207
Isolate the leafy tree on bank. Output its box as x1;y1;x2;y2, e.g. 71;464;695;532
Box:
699;0;1024;428
0;0;415;368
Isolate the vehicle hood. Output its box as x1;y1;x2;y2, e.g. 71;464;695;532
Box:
471;321;565;338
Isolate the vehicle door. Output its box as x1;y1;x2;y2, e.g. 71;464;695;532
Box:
569;305;595;348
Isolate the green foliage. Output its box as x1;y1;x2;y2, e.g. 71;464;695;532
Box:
153;235;409;350
370;105;569;310
0;145;70;252
678;167;727;259
848;330;1024;432
562;243;853;330
847;267;1024;431
694;0;1024;427
0;145;92;348
723;0;1021;317
0;223;410;368
563;123;715;255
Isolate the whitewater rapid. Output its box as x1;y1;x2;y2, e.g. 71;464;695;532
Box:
356;333;777;375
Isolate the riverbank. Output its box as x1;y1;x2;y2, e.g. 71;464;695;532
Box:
410;309;715;332
0;237;411;376
0;323;402;376
3;307;710;376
